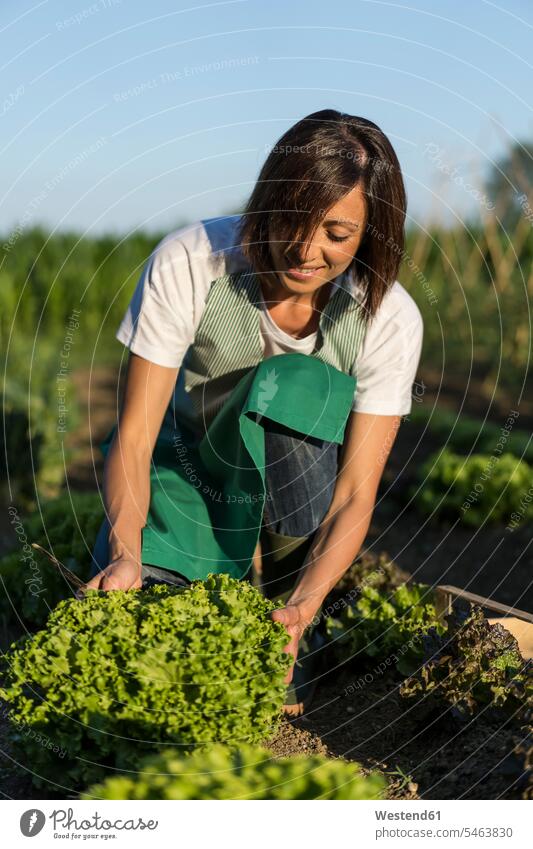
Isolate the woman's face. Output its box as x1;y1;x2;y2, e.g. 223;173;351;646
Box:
267;182;367;295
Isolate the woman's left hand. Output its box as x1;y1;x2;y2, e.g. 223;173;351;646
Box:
271;604;314;683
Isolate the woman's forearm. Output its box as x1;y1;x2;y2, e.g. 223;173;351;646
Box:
287;495;374;618
103;431;152;565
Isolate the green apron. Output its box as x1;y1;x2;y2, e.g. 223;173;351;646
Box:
100;352;355;583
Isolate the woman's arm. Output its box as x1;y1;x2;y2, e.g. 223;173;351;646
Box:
84;352;179;591
272;411;402;675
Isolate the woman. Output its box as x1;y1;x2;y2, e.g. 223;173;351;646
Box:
87;109;423;713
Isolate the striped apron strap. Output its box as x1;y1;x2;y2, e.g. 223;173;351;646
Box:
181;271;367;426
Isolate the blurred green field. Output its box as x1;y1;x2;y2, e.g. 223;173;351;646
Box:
1;227;167;502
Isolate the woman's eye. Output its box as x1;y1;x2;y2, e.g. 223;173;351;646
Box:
327;232;350;243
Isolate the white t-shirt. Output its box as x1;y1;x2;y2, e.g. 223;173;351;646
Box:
258;283;334;359
116;215;424;416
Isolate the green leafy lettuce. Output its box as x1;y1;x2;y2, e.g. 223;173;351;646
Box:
325;583;444;675
0;574;290;788
83;742;386;800
412;448;533;527
323;550;412;609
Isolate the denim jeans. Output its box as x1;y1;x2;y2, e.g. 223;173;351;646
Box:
90;418;339;581
262;418;339;537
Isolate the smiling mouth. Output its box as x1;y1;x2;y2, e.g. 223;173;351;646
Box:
285;265;325;278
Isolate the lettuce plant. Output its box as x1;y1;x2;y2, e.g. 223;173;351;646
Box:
0;574;290;788
325;583;444;675
323;550;411;607
400;606;531;720
413;449;533;527
83;742;387;800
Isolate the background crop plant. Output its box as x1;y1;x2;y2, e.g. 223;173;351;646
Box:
0;492;103;637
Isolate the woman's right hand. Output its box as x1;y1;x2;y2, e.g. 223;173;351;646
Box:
81;557;143;594
85;352;179;598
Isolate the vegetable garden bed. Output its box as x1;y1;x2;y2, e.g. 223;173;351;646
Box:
0;533;531;800
1;639;529;800
1;392;532;803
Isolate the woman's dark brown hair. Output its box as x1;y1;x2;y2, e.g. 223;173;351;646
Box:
237;109;407;321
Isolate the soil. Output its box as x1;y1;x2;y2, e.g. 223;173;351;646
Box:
65;365;127;492
266;665;530;800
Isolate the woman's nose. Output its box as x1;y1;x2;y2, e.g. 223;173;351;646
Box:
284;238;319;267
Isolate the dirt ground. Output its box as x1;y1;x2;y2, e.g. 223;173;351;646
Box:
266;665;530;800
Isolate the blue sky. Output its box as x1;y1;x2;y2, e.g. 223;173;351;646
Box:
1;0;532;236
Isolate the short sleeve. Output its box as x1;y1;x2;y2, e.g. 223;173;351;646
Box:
115;238;195;369
352;286;424;416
